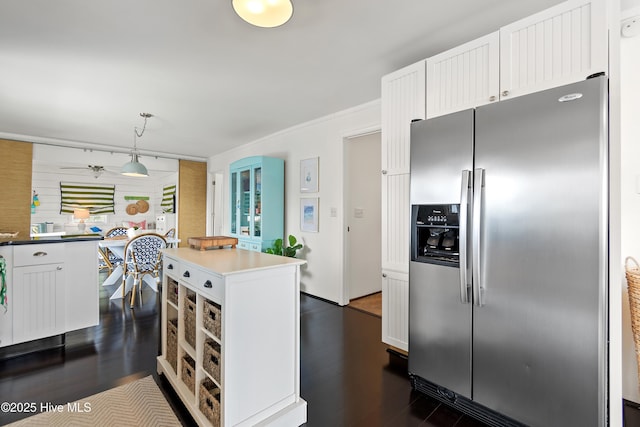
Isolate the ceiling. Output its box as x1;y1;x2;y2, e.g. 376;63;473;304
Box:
3;0;617;160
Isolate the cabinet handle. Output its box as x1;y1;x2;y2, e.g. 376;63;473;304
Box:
489;95;496;102
502;90;510;97
33;251;47;257
56;266;63;271
183;271;190;278
382;273;387;278
167;264;174;270
381;170;387;175
204;280;212;289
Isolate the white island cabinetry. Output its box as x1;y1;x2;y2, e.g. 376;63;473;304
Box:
158;248;307;427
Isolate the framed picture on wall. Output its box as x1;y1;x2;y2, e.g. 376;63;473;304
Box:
300;197;319;232
300;157;319;193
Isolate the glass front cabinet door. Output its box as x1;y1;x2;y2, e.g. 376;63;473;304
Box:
229;156;284;252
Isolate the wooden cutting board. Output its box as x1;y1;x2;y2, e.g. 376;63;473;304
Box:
188;236;238;251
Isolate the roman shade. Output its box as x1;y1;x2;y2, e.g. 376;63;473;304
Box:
161;184;176;213
60;182;116;214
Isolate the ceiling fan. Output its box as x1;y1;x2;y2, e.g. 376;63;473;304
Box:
60;165;116;179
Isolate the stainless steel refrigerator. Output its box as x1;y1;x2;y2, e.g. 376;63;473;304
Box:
408;76;608;427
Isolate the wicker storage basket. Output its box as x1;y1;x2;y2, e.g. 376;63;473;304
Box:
168;279;179;306
181;354;196;394
625;256;640;384
199;378;221;426
166;319;178;373
203;339;221;383
184;293;196;348
203;299;222;339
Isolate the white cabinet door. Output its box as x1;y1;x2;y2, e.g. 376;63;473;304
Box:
382;270;409;351
13;263;65;343
500;0;607;100
426;31;500;119
381;61;426;175
381;60;424;273
65;241;99;332
381;173;410;273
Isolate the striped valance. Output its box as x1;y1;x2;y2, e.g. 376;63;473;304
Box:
161;184;176;213
60;182;116;215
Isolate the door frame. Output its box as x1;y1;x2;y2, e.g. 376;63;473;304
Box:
341;125;381;306
207;171;224;236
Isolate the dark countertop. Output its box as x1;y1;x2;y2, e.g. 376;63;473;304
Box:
0;234;103;246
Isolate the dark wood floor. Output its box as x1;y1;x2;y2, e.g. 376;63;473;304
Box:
0;280;637;426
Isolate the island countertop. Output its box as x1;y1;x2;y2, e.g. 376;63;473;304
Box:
162;247;305;276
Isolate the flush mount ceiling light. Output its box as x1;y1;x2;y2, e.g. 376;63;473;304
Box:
232;0;293;28
121;113;151;177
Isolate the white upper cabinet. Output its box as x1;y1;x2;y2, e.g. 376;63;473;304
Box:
381;61;426;175
499;0;607;100
426;32;500;119
425;0;607;118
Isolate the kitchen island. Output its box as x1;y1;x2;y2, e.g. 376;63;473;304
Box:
158;247;307;427
0;236;101;355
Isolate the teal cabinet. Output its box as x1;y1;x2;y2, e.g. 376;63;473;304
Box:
230;156;284;252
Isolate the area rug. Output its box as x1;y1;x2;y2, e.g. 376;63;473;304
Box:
7;376;181;427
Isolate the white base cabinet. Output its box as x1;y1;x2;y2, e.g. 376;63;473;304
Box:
382;270;409;351
0;240;99;349
158;248;307;427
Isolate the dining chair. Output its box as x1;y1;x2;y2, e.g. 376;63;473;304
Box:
123;233;167;308
98;226;129;275
164;228;176;248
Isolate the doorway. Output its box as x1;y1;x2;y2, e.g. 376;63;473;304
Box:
344;131;382;309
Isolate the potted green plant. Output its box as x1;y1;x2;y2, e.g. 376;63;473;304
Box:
264;234;303;258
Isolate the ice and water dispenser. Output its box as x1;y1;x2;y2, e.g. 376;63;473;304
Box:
411;204;460;267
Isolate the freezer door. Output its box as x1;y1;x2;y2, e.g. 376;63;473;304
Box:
409;261;472;398
472;77;608;426
410;109;474;205
408;110;474;398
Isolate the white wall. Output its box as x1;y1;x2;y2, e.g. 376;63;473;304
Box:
31;144;178;233
621;5;640;404
208;101;380;304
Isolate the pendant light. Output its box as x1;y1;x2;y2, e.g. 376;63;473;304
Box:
232;0;293;28
121;113;151;177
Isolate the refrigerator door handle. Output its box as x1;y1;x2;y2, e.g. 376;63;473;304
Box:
472;168;485;307
459;170;471;304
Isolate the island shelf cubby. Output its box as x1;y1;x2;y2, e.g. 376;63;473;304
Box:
157;248;307;427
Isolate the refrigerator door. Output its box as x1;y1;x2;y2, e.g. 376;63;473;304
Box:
409;110;473;397
472;77;607;426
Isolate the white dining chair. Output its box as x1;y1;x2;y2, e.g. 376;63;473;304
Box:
164;228;177;248
122;233;167;308
98;226;129;275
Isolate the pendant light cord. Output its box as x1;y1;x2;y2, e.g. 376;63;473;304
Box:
135;113;149;138
133;113;152;152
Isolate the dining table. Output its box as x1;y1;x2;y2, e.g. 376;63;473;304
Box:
99;235;180;300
